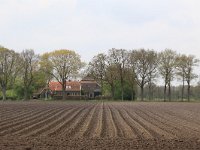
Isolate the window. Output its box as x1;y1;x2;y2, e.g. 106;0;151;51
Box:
66;86;72;89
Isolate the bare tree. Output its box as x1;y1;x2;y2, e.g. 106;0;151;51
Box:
21;49;39;100
159;49;177;101
126;68;136;101
184;55;199;101
109;48;128;101
0;46;19;100
129;49;158;101
88;52;119;100
88;53;107;96
176;54;187;101
146;50;159;100
105;55;118;100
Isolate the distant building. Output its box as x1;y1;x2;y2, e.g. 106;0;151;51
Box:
43;77;101;99
80;77;101;98
49;81;81;96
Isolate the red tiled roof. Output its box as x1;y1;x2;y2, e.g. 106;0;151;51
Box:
49;81;81;92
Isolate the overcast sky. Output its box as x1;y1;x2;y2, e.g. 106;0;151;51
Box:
1;0;200;63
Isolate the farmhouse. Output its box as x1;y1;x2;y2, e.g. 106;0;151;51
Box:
80;77;101;98
36;77;101;99
49;81;81;96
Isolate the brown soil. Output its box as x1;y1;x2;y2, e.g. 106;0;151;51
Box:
0;101;200;149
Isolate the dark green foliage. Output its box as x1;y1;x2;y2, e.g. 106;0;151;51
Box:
14;85;24;99
13;84;34;100
32;71;47;90
111;80;136;101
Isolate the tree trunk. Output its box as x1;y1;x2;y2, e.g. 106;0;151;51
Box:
2;86;6;101
45;90;48;100
111;84;115;100
24;88;28;100
62;79;66;100
181;76;185;102
121;76;124;101
131;85;135;101
101;79;103;100
187;81;190;102
148;76;152;101
164;83;167;102
168;81;171;101
62;90;65;100
131;91;134;101
62;84;65;100
141;85;144;101
148;82;152;101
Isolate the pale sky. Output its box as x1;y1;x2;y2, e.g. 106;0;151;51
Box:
1;0;200;64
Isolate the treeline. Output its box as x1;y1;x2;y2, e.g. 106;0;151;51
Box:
88;48;199;101
0;45;199;101
0;46;84;100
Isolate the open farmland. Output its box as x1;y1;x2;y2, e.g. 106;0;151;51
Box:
0;101;200;149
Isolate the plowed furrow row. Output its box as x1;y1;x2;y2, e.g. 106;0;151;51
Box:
133;108;175;139
0;107;56;133
100;103;117;138
47;105;89;137
0;105;57;119
0;107;62;136
83;103;103;138
63;105;94;138
136;106;180;136
0;109;21;118
124;107;164;139
167;109;200;126
105;104;118;138
107;105;123;137
110;105;135;138
149;105;200;125
119;105;153;139
0;109;34;123
14;107;69;136
25;106;82;137
100;102;107;138
0;107;33;120
145;107;200;137
0;108;50;127
73;104;98;138
138;106;190;138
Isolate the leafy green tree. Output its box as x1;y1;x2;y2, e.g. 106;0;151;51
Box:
104;64;118;100
88;53;107;96
13;78;24;99
126;68;137;101
21;49;39;100
0;46;20;100
113;79;134;100
40;50;84;99
39;53;54;87
109;48;128;101
32;71;48;92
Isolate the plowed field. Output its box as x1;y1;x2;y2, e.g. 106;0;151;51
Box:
0;101;200;149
